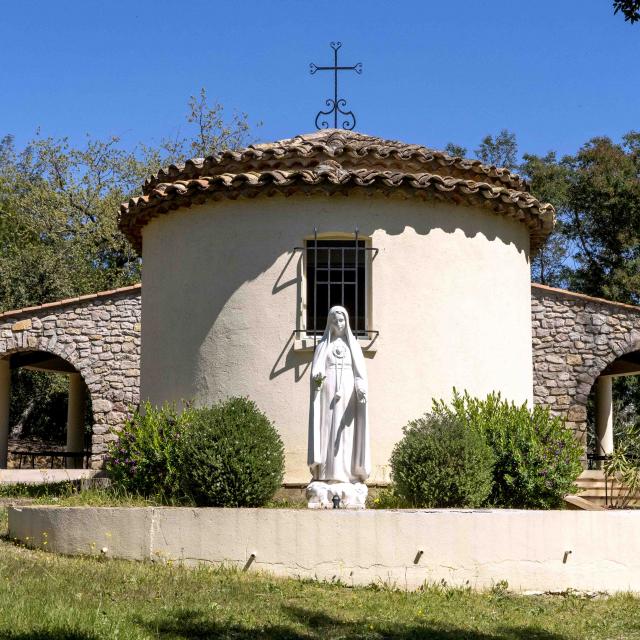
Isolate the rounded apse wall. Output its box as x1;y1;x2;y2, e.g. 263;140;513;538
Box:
140;194;533;484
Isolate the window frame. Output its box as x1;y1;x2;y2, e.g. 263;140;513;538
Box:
299;232;375;348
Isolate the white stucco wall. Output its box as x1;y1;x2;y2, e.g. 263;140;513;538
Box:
140;195;532;484
10;506;640;593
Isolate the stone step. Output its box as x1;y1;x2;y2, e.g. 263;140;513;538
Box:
575;470;640;507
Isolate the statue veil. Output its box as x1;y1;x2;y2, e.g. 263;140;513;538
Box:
308;305;370;481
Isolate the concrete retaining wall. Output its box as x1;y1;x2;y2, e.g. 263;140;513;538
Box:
8;506;640;592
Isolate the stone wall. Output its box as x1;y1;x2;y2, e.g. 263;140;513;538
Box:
3;281;639;471
531;284;640;443
0;286;141;467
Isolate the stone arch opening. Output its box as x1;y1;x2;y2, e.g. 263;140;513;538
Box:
0;349;94;469
582;335;640;468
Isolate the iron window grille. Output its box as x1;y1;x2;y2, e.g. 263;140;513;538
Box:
294;229;378;347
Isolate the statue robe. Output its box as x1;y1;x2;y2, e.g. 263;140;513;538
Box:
308;309;370;483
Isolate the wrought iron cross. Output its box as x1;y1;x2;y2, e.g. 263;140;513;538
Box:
310;42;362;130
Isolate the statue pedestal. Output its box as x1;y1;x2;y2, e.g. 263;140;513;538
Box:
306;481;368;509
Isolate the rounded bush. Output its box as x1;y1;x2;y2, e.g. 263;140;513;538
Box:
390;413;495;508
175;397;285;507
445;391;584;509
106;401;181;500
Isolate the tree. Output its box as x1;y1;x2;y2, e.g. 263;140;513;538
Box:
0;89;255;312
614;0;640;23
561;133;640;303
474;129;518;171
522;132;640;440
444;143;468;158
520;151;571;287
0;89;256;446
478;131;640;299
183;88;254;158
138;88;256;169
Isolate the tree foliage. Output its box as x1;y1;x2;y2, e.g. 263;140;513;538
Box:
446;128;640;442
8;370;69;444
0;89;255;312
1;90;256;446
474;129;519;171
449;128;640;299
443;142;468;158
0;134;141;310
521;133;640;302
562;133;640;303
614;0;640;23
519;151;571;287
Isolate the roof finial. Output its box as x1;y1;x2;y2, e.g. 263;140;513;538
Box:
310;42;362;131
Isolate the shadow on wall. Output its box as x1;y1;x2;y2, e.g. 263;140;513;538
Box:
270;330;311;381
135;605;567;640
270;247;310;382
145;194;530;395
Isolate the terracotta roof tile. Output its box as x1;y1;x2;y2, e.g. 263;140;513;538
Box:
119;129;554;255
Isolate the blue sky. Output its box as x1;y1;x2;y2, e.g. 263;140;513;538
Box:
0;0;638;161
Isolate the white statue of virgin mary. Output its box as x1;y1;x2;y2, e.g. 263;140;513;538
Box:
307;305;370;508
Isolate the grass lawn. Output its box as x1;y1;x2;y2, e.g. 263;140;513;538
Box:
2;507;640;639
0;482;306;509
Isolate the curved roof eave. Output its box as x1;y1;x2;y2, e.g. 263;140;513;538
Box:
119;130;555;255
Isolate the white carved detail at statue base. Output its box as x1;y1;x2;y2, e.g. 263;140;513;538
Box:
306;481;368;509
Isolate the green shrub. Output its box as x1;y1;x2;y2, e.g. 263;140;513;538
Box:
106;402;182;500
604;425;640;509
175;397;285;507
368;486;410;509
441;391;583;509
107;398;285;507
390;413;495;508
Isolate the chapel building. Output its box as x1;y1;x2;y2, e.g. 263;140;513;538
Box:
1;130;639;487
119;129;552;484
